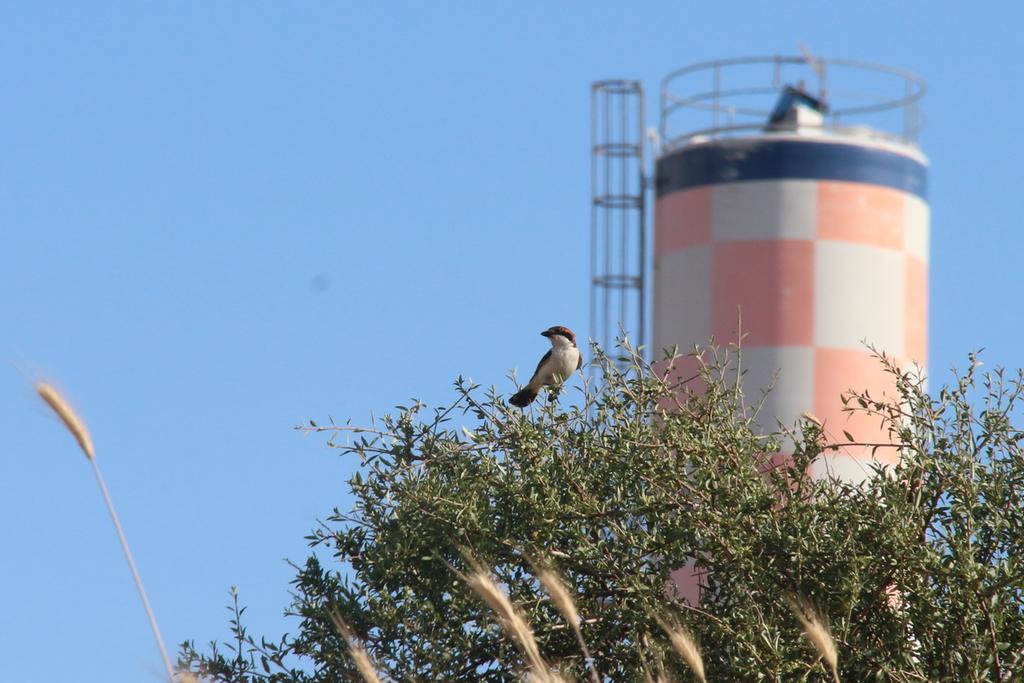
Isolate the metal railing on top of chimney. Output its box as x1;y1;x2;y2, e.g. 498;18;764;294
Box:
659;55;926;153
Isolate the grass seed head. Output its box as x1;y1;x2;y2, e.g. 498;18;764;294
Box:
537;568;601;683
787;596;839;682
537;569;580;632
37;382;95;460
329;610;384;683
465;569;552;680
656;617;705;683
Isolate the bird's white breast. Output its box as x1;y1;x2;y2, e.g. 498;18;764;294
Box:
540;345;580;384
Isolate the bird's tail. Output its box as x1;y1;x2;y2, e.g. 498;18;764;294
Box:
509;387;538;408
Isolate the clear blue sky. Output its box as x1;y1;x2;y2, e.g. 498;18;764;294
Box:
1;3;1019;680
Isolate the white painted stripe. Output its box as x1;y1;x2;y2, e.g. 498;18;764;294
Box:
810;451;897;483
653;246;711;354
738;345;815;440
814;241;905;353
711;180;817;242
904;194;930;263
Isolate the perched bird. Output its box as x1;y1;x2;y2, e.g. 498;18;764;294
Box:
509;325;583;408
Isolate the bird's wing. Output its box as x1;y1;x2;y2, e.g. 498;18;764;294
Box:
576;352;583;371
530;349;553;382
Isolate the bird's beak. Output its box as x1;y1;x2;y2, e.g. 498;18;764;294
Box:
540;330;552;338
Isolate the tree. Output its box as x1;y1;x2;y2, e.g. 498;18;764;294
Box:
182;344;1024;681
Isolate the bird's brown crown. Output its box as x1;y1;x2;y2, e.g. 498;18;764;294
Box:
541;326;576;344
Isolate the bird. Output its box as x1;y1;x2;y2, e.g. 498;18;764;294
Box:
509;325;583;408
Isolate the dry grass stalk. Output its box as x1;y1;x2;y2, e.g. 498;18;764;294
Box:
656;617;706;683
329;610;384;683
464;569;557;682
37;380;174;682
537;568;600;683
37;383;94;459
787;597;839;683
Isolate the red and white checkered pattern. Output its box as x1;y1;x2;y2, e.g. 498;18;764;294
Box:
654;178;929;480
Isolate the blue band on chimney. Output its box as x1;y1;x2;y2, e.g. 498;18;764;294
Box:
656;138;928;199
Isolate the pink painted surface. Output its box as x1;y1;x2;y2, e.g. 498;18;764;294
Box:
817;181;904;249
814;347;902;466
711;240;814;346
668;561;703;605
652;354;706;408
655;187;712;255
905;256;928;365
758;451;796;475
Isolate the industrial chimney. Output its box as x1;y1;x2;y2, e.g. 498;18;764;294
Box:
649;55;927;481
593;54;929;481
